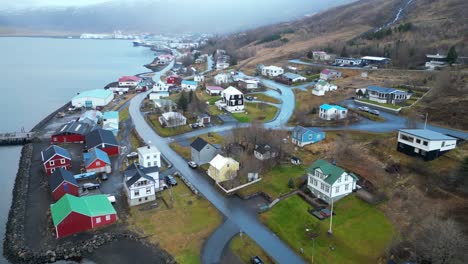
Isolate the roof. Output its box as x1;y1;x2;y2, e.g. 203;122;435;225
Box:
209;154;238;171
137;145;160;156
222;86;243;95
48;168;78;192
320;104;347;111
118;76;141;82
321;69;331;75
41;145;71;163
206;86;224;91
182;80;197;85
399;129;457;141
54;121;93;136
317;80;328;86
72;89;113;101
306;159;356;185
85;128;119;149
255;144;278;155
283;72;305;79
361;56;390;61
426;54;447;59
125;163;157;188
161;111;186;120
264;65;283;70
50;194;116;226
84;148;111;167
190;137;210;152
292;126;323;137
79;110;103;124
367;85;401;94
103;111;119;120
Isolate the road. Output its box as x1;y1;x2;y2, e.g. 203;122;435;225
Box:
288;59;430;72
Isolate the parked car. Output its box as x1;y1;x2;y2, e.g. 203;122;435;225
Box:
100;173;108;181
188;161;198;169
126;152;138;159
369;109;380;116
190;123;200;129
251;256;263;264
165;175;178;186
358;106;370;112
82;183;100;191
245;96;254;101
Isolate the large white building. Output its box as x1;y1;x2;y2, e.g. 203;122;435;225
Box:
397;129;457;161
124;164;161;206
319;104;348;120
261;65;284;77
71;89;114;108
214;73;231;85
216;86;244;113
138;145;161;168
306;159;358;204
312;80;338;96
159;112;187;127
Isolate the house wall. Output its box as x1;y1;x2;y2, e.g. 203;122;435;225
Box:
319;108;347;120
56;211;92;238
86;159;111;173
207;162;239;182
138;151;161;168
119;81;139;87
94;146;120;157
191;146;218;165
72;96;113;108
307;171;355;204
397;132;457;152
51;134;85;144
182;84;197;91
44;157;71;175
52;183;80;201
91;214;117;229
127;181;156;206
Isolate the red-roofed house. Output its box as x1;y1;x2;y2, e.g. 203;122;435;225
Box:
166;75;182;85
118;76;142;87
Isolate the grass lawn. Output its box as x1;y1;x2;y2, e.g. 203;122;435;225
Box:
191;132;224;145
146;114;192;137
207;105;224;116
352;109;385;122
250;93;281;104
130;129;144;150
232;102;278;123
207;96;221;105
237;165;306;199
128;183;222;264
169;142;191;160
230;234;276;264
260;195;396;264
356;99;401;110
119;106;130;122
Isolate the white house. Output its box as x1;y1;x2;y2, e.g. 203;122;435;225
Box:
194;74;205;83
124;163;163;206
216;62;230;70
118;76;141;87
216;86;244;113
306;159;358;204
312;80;338;96
181;80;198;91
319;104;348;120
282;72;307;83
320;69;341;80
214;73;231;85
138;145;161;168
71;89;114;108
108;86;129;94
238;79;259;89
206;86;224;96
149;91;169;100
312;51;332;61
159;112;187;127
397;129;457;161
153;80;169;92
254;144;278;160
261;65;284;77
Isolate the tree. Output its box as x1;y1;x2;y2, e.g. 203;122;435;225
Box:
177;91;189;113
288;178;295;189
307;50;313;59
340;46;348;57
188;90;194;103
447;45;458;64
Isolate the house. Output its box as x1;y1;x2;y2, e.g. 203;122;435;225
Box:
306;159;358;204
79;110;103;126
71;89;114;109
319;104;348;120
366;86;409;105
312;51;332;61
207;154;239;182
194;74;205;82
41;145;72;175
159;112;187;128
334;57;363;66
291;126;325;147
124;163;161;206
216;62;230;70
138;145;161;168
83;148;111;173
154;80;169;92
206;86;224;96
291;156;302;165
320;69;341;80
152;99;177;112
397;129;457;161
216;86;244;113
157;54;174;64
281;72;307;83
166;75;182;85
181;80;198;91
312;80;337;96
261;65;284;77
214;73;231;85
197;113;211;126
48;168;79;201
190;137;219;165
425;54;449;70
238;79;259;89
102;111;119;136
85;128;120;156
254;144;278;160
50;194;117;238
361;56;391;65
108;86;129;94
51;121;92;144
118;76;141;87
149;91;170;100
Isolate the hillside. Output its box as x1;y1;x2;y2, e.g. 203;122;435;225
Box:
209;0;468;69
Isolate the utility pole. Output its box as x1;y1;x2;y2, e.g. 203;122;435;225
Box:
424;112;428;129
328;196;334;235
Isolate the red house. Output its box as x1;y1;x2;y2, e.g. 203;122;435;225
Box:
84;148;112;173
51;121;92;144
166;75;182;85
41;145;72;175
50;194;117;238
48;168;79;201
85;128;120;156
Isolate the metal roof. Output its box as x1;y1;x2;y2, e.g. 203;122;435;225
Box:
41;145;71;163
182;80;198;85
54;121;93;136
282;72;305;79
399;129;457;141
72;89;113;100
361;56;390;61
306;159;358;185
103;111;119;120
190;137;210;152
85;128;119;149
84;148;111;167
124;163;157;188
320;104;347;111
48;168;78;192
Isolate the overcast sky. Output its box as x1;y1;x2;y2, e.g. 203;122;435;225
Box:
2;0;116;9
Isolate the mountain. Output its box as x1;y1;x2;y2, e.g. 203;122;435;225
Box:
0;0;356;35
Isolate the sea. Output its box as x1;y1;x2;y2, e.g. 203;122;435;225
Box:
0;37;154;263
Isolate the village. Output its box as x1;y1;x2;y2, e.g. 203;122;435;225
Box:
5;31;467;264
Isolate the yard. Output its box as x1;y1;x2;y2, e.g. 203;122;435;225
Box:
229;234;276;264
249;93;281;104
260;195;396;264
128;183;223;264
169;132;225;161
120;106;130;122
355;99;402;110
232;102;278;123
145;113;192;137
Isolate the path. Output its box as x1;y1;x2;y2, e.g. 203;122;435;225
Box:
201;219;239;264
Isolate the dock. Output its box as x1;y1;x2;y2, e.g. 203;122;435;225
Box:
0;132;35;146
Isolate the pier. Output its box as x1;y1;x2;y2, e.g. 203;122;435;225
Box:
0;132;35;146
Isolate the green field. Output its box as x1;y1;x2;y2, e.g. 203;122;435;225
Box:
232;102;278;123
261;195;396;264
230;234;276;264
250;93;281;104
356;99;401;110
119;107;130;122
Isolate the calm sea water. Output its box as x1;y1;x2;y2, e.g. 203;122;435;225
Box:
0;37;153;263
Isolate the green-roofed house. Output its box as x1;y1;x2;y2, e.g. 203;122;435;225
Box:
50;194;117;238
306;159;358;204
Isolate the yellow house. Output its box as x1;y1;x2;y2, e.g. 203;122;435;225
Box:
207;154;239;182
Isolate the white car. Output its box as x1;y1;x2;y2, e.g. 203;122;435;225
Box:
188;161;198;169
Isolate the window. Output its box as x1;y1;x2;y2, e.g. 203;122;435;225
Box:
146;187;151;194
345;175;349;181
320;183;324;190
95;217;101;224
335;186;340;193
325;186;330;193
61;159;66;164
96;161;101;166
416;139;421;144
313;179;317;186
442;141;445;147
345;184;349;191
105;215;110;221
50;160;55;166
400;134;414;142
315;170;323;179
51;168;55;173
153;161;157;166
147;162;151;167
139;198;142;202
145;197;148;201
134;190;140;196
337;178;341;183
153;155;157;158
423;141;428;146
147;156;150;159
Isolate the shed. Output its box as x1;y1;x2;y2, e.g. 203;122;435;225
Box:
48;168;79;201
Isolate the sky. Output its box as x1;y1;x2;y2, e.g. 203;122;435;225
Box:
1;0;116;9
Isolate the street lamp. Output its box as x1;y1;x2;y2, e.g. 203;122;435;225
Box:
305;228;318;264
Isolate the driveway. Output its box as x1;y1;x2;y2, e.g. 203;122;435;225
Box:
202;219;239;264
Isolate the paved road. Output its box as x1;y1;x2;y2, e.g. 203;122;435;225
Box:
201;219;239;264
288;59;430;72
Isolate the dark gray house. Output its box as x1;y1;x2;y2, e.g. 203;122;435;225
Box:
190;137;219;165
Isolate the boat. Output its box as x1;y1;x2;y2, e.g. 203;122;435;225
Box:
133;40;143;46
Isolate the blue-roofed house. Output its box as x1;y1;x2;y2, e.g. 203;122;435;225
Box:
292;126;326;147
282;72;307;83
103;111;119;136
181;80;198;91
319;104;348;120
366;86;409;105
397;129;458;161
79;110;103;126
71;89;114;108
83;148;111;173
